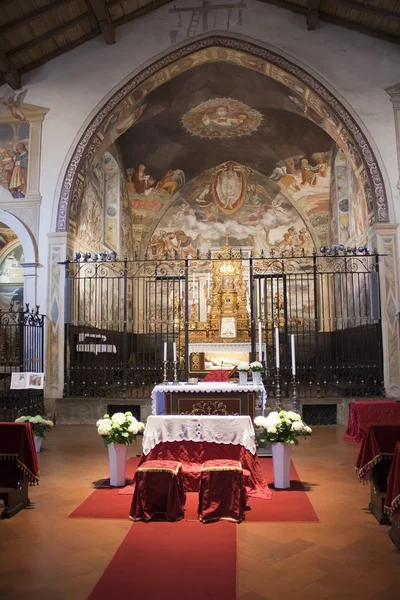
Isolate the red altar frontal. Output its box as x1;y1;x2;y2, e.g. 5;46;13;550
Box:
138;415;271;500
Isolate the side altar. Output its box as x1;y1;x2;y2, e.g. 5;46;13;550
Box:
151;382;266;419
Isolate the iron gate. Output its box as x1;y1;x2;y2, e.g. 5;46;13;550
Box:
63;248;384;399
0;306;45;421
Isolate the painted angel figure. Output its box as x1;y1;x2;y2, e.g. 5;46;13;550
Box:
0;87;27;122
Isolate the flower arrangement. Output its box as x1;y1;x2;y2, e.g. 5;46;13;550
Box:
237;362;250;372
254;410;312;445
15;415;54;438
250;361;264;372
96;411;144;447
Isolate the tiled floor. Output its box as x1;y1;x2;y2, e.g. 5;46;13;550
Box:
0;425;399;599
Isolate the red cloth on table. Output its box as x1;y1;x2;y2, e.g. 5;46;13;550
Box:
198;459;246;523
130;460;185;522
385;442;400;516
344;400;400;443
202;370;230;382
138;440;272;499
355;424;400;480
0;422;39;484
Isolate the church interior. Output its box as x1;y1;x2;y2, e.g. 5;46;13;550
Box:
1;0;400;598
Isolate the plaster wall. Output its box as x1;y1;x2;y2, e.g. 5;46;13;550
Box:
1;0;399;313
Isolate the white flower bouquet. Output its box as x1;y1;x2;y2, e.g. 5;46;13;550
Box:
15;415;54;438
237;362;250;372
254;410;312;445
96;411;144;447
250;361;264;372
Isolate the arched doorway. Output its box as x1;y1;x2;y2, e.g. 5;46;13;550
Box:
49;36;400;405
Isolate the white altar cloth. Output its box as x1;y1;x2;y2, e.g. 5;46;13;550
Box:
142;415;256;456
151;381;267;415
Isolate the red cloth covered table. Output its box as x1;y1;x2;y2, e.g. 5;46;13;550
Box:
198;459;246;523
130;460;185;522
138;440;271;499
0;422;39;484
385;442;400;516
344;400;400;443
355;424;400;480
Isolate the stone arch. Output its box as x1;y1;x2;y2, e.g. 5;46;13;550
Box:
0;208;38;308
56;35;389;235
0;209;36;263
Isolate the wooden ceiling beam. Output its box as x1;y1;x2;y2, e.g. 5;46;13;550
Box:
113;0;173;27
0;50;21;89
88;0;115;44
8;12;93;56
0;0;73;36
307;0;320;31
17;28;101;77
258;0;400;45
333;0;400;22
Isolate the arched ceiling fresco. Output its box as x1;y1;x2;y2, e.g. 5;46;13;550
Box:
58;38;387;245
117;63;333;183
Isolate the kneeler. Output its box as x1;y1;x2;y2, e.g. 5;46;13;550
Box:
130;460;186;522
198;459;247;524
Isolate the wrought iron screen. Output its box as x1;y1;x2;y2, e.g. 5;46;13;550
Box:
0;307;45;421
63;249;383;399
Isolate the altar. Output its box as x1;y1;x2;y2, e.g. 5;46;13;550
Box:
151;382;266;419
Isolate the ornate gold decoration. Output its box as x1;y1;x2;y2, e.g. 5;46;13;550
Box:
182;400;238;415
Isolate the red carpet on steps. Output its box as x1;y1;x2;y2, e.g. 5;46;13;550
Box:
88;521;237;600
69;457;319;522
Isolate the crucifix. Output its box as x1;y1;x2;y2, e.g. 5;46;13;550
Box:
169;1;246;39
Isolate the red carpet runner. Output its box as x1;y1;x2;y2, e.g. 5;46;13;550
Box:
69;457;318;522
88;521;237;600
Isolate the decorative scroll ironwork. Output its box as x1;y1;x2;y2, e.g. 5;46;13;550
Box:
62;248;384;400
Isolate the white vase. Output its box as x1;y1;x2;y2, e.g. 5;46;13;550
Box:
108;443;127;487
252;371;262;385
238;371;248;385
34;435;42;453
272;442;291;489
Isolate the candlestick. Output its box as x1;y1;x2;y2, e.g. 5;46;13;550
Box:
258;320;262;362
291;334;296;375
275;367;282;409
173;342;177;362
162;360;168;384
173;360;178;384
163;341;167;362
275;327;280;369
292;375;299;413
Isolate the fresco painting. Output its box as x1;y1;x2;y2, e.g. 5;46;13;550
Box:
0;122;29;198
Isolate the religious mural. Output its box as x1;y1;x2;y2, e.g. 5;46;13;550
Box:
0;225;24;312
0;122;29;199
148;165;314;257
182;98;262;139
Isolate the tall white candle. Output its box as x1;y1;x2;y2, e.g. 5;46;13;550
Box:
258;320;262;361
291;334;296;375
192;272;195;302
275;327;280;369
163;341;167;361
173;342;177;362
256;282;260;319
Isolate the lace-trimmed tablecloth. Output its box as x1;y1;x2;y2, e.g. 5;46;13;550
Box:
142;415;257;456
151;382;266;415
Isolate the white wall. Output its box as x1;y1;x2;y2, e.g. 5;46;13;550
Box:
2;0;400;313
